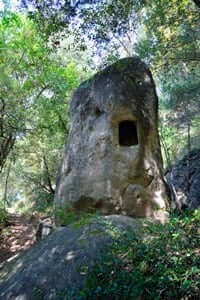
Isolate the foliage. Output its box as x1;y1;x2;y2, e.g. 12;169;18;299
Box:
24;0;144;38
0;10;83;168
10;59;84;208
0;201;8;227
0;12;46;170
21;0;145;68
55;206;99;227
0;10;90;210
78;211;200;299
0;2;200;298
10;0;200;169
135;0;200;68
0;12;53;171
55;207;76;226
132;0;200;168
27;0;200;169
30;211;200;299
24;0;200;67
158;69;200;166
0;0;199;217
135;0;200;164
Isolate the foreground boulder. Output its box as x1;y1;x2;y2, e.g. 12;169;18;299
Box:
0;215;146;299
55;57;169;220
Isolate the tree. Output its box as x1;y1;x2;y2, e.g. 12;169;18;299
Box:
0;12;84;172
0;12;49;171
12;62;82;207
135;1;200;68
0;11;91;209
1;0;200;212
20;0;146;67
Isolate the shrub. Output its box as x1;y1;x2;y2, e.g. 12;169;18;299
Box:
0;204;8;228
81;210;200;299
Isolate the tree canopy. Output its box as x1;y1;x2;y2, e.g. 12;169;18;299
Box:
0;10;90;207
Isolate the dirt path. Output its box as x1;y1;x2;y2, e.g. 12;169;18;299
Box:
0;214;39;266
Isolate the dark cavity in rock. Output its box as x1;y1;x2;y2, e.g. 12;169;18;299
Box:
119;120;138;146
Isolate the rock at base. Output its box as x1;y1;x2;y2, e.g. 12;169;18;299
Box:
165;148;200;210
36;217;54;241
0;215;152;299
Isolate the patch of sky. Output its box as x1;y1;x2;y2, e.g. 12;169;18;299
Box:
0;0;4;11
0;0;35;12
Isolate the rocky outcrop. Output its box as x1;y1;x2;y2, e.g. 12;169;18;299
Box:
36;217;54;241
55;57;169;221
0;215;146;299
165;148;200;210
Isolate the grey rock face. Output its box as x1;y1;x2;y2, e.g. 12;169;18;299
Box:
165;148;200;210
0;215;146;299
55;57;169;220
36;217;54;241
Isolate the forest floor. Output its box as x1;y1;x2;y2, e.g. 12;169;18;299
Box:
0;212;39;267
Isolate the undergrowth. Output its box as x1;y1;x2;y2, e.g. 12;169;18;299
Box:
2;210;200;299
0;202;8;229
76;210;200;299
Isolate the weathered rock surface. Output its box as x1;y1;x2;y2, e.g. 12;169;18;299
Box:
55;57;169;220
36;216;54;241
165;148;200;209
0;215;146;299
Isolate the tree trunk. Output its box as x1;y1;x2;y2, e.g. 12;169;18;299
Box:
186;122;191;194
3;161;11;209
43;153;55;196
160;126;181;210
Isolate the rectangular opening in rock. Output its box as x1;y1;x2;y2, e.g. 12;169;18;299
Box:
119;120;138;146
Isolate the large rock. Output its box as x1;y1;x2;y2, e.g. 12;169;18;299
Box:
165;148;200;209
55;57;169;220
0;215;146;299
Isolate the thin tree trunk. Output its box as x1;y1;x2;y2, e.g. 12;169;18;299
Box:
43;153;55;196
3;161;11;209
186;122;191;194
160;126;181;211
160;132;171;168
170;172;182;211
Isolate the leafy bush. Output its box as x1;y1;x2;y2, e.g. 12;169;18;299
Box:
31;191;54;214
0;205;8;228
55;206;76;226
80;210;200;299
55;206;99;227
14;192;54;217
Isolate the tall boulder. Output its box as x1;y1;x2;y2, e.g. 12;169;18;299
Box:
55;57;169;220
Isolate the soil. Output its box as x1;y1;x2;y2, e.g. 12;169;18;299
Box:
0;213;39;267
